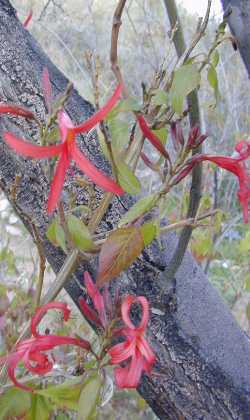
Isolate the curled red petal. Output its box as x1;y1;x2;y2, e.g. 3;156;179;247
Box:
47;148;70;214
108;340;135;364
71;144;124;195
121;295;149;331
0;103;36;120
114;350;144;389
137;115;170;160
3;132;63;158
23;9;33;28
72;84;123;134
137;336;156;365
78;296;102;327
31;302;70;338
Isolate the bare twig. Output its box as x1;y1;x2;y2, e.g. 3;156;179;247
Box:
32;224;46;308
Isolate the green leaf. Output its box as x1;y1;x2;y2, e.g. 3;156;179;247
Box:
141;220;157;246
115;160;141;195
239;231;250;253
152;127;168;145
97;226;144;286
245;275;250;291
0;387;31;420
97;129;112;162
26;394;52;420
67;215;94;251
77;373;102;420
170;64;200;115
46;218;66;252
152;89;168;106
106;97;141;120
37;378;83;411
119;194;157;227
207;65;219;99
108;119;129;151
247;303;250;321
211;50;220;68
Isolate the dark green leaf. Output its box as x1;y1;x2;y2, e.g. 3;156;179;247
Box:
25;394;52;420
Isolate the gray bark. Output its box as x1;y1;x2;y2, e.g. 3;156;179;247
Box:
221;0;250;78
0;1;249;418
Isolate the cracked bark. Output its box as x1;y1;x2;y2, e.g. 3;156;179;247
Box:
0;1;249;418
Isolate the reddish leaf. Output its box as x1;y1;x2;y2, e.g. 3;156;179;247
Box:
97;227;144;286
0;103;36;120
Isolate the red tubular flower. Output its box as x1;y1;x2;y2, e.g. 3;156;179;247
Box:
175;141;250;223
0;302;91;392
137;115;170;161
23;9;33;28
78;272;107;328
3;83;124;214
108;296;156;389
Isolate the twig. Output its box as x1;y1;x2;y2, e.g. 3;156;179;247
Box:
160;0;213;291
32;224;46;308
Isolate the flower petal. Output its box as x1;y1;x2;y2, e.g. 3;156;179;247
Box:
72;84;123;134
108;340;135;364
78;296;103;327
114;350;144;389
71;144;124;195
31;302;70;338
83;272;106;326
137;115;170;160
47;147;70;214
137;336;156;365
121;296;149;331
23;9;33;28
3;132;63;158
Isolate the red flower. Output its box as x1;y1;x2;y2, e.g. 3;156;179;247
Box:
175;141;250;223
3;83;124;214
108;296;156;389
78;272;107;328
23;9;33;29
137;115;170;160
0;302;91;392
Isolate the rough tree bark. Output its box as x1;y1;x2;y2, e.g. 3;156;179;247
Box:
0;1;249;418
